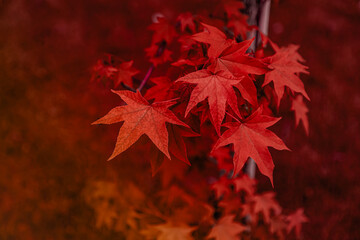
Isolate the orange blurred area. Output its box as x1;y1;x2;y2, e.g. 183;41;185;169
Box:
0;0;359;239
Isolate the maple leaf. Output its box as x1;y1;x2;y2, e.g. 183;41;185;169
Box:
220;0;249;40
218;196;243;215
192;23;235;58
167;125;199;165
94;201;118;229
114;60;139;88
177;12;196;33
212;108;289;185
222;0;245;17
144;76;174;102
173;35;208;67
210;176;231;199
252;192;282;224
91;59;118;82
84;181;145;233
177;35;199;52
227;16;249;41
207;215;248;240
176;69;243;135
291;95;309;135
146;124;199;174
286;208;308;238
210;147;233;173
233;174;256;195
92;90;187;160
148;17;177;44
84;182;119;230
145;43;173;66
269;216;287;240
234;74;258;106
208;38;269;77
173;56;207;69
142;222;195;240
263;44;310;107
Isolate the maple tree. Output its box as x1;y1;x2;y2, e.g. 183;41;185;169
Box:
90;0;310;239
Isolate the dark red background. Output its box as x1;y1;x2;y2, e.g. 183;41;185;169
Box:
0;0;359;239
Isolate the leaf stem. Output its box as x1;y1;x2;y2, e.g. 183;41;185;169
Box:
137;41;166;92
137;64;154;91
226;112;241;123
121;82;136;92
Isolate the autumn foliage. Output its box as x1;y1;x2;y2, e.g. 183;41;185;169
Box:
3;0;360;239
89;1;310;239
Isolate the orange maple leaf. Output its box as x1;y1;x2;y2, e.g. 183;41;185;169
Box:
207;215;248;240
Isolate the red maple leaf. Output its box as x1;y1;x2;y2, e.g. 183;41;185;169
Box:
291;95;309;135
148;17;177;44
145;43;172;66
210;176;231;199
208;37;269;77
173;36;207;67
212;108;289;186
227;16;249;41
144;76;174;102
222;0;245;17
252;192;282;224
263;44;310;107
114;60;139;88
167;125;199;165
234;74;258;106
92;90;187;160
220;0;249;40
192;23;234;58
286;208;308;238
210;147;233;173
269;216;287;239
177;12;196;33
192;24;268;78
233;174;256;195
176;69;243;135
91;58;118;82
218;196;243;215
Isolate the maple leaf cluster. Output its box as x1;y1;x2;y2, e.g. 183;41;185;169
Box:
84;162;308;239
90;0;310;238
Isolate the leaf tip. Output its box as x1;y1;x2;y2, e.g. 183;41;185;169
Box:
91;119;101;125
107;152;117;161
270;177;274;188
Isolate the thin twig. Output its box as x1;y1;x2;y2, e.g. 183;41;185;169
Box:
137;64;154;91
137;41;166;92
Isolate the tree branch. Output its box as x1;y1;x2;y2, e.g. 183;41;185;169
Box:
245;0;271;180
